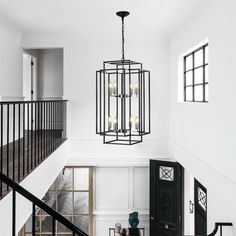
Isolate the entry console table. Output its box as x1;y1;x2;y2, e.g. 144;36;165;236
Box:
109;228;145;236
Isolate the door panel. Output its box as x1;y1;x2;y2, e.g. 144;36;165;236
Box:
150;160;184;236
194;179;207;236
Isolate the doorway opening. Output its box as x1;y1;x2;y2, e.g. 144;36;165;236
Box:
23;52;37;100
194;179;207;235
23;48;64;101
184;169;207;235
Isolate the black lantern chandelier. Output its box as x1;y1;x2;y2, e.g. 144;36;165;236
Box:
96;11;150;145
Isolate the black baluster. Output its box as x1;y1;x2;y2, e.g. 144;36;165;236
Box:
53;102;54;150
48;102;50;154
34;103;37;166
44;102;46;159
12;189;16;236
13;104;15;181
55;102;58;148
32;203;36;236
0;104;3;197
23;103;25;177
18;104;21;182
27;102;29;173
37;102;40;164
52;217;56;236
50;102;52;153
7;104;9;190
52;102;53;152
40;102;43;162
31;102;33;169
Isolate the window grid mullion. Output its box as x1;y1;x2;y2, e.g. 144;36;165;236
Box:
192;52;195;102
203;46;206;102
184;63;209;73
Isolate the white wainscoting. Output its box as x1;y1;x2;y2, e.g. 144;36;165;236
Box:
94;166;149;236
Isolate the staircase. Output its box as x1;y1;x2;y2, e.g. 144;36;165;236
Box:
0;100;67;199
0;172;88;236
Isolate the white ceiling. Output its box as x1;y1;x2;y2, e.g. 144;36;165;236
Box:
0;0;209;35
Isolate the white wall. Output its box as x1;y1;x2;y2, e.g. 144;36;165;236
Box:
0;19;23;146
38;48;63;99
169;0;236;234
0;19;23;99
94;166;149;236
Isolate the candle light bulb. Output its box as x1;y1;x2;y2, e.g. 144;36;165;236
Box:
129;117;134;127
135;116;139;130
109;83;113;95
113;117;118;131
113;82;117;95
108;116;112;130
130;83;134;96
134;82;139;96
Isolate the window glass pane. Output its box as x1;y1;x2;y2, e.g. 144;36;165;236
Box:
205;65;209;82
41;216;52;233
205;84;209;102
74;192;89;214
57;192;73;215
48;179;57;191
25;216;40;233
194;49;203;67
42;191;57;211
195;85;203;101
57;216;72;233
198;187;207;211
186;87;193;101
205;46;209;64
74;216;89;234
74;168;89;190
159;166;174;181
57;168;72;190
195;67;203;84
185;71;193;86
185;55;193;70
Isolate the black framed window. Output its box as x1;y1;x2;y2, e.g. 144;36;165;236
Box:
184;43;208;102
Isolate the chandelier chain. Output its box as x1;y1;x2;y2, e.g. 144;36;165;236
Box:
122;17;125;61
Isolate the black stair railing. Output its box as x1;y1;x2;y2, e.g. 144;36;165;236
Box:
0;100;67;199
208;222;233;236
0;172;88;236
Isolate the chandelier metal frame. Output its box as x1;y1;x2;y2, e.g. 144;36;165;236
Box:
96;11;151;145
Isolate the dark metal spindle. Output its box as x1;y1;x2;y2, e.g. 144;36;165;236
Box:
49;102;51;154
7;104;9;190
23;103;25;177
12;189;16;236
34;103;37;165
40;102;43;162
32;203;36;236
53;102;55;149
18;104;21;181
13;104;15;181
27;103;30;173
37;102;40;164
31;102;33;169
0;105;3;196
44;102;46;159
52;217;56;235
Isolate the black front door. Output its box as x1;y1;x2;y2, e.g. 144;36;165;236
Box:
194;179;207;236
150;160;184;236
